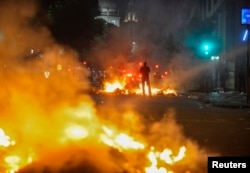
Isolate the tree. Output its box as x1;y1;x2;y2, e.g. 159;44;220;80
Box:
40;0;100;53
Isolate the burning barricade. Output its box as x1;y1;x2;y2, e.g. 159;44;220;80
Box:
98;71;177;96
0;107;207;173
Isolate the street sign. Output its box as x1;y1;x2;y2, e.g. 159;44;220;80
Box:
241;8;250;103
241;8;250;25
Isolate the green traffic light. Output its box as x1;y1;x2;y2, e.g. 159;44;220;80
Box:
200;42;213;55
204;45;209;50
185;34;222;59
204;45;209;55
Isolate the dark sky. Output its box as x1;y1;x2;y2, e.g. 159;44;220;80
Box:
35;0;201;66
0;0;207;94
38;0;200;35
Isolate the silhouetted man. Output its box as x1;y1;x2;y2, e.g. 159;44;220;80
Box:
140;62;152;96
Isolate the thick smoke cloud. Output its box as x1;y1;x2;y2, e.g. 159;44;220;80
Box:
88;0;203;92
0;1;210;173
0;0;93;168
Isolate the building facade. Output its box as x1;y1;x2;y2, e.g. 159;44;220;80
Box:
122;0;138;57
199;0;250;92
96;0;120;27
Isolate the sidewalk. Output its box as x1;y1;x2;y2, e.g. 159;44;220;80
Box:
187;92;250;108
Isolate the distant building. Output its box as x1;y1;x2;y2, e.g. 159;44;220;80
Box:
199;0;249;92
96;0;120;27
122;0;138;58
123;0;138;23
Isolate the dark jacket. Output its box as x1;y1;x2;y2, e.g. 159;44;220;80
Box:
140;65;150;80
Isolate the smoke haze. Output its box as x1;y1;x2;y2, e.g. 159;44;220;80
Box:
0;1;209;173
87;0;202;91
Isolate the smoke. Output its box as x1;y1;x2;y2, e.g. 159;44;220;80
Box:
0;0;96;170
147;109;208;172
134;0;203;92
87;0;202;92
0;1;209;173
88;27;133;68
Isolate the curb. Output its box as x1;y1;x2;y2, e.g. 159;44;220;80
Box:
211;103;250;109
190;96;250;109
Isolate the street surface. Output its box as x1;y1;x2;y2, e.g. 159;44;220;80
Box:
91;94;250;157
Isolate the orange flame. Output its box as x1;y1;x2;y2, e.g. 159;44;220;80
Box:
0;1;207;172
100;126;145;151
1;120;187;173
103;79;177;96
0;128;15;147
145;146;186;173
104;80;125;93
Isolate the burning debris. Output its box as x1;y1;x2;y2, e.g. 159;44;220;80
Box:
99;70;177;96
1;112;207;173
0;72;207;172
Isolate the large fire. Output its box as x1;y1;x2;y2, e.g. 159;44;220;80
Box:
1;118;193;173
0;33;206;173
0;1;207;172
0;87;206;173
102;75;177;96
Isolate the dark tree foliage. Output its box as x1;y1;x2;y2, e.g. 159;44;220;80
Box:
40;0;100;53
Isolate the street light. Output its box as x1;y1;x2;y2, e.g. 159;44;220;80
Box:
211;56;220;90
211;56;219;60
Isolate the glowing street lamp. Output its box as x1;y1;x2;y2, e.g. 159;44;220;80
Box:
211;56;219;61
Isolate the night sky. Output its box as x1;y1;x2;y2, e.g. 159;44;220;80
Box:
0;0;200;67
37;0;200;52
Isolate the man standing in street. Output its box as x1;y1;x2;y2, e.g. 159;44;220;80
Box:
140;62;152;96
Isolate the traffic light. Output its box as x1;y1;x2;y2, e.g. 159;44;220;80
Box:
199;36;222;59
184;33;222;59
200;41;214;56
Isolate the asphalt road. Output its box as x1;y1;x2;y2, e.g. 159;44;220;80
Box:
92;94;250;157
17;94;250;173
